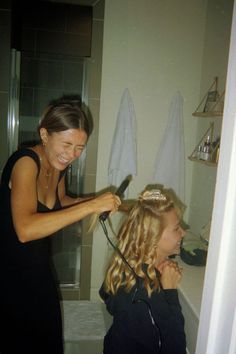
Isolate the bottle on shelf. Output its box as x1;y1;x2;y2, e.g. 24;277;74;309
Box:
189;122;220;165
198;135;212;161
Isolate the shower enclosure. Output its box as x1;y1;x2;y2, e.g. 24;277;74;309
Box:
8;48;86;289
8;0;93;290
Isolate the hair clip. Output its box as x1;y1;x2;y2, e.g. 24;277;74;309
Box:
139;189;167;202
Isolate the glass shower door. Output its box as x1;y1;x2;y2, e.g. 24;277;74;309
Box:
51;150;86;288
8;48;21;157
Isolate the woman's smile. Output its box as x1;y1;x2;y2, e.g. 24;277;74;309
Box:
43;128;88;170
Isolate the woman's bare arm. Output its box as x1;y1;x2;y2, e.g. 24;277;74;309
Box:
11;157;119;242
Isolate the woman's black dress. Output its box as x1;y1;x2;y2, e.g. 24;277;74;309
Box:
0;149;64;354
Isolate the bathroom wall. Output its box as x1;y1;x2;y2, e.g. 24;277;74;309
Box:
90;2;233;351
91;0;209;299
188;0;234;235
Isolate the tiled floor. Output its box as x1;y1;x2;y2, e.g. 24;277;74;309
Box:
62;300;110;354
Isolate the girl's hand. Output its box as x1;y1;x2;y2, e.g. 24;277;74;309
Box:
159;260;183;289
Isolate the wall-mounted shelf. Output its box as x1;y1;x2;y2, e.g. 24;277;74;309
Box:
192;111;223;118
189;123;220;166
188;156;217;167
192;77;224;117
189;77;223;167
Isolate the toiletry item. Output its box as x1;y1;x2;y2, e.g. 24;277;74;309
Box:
196;145;202;159
201;136;212;161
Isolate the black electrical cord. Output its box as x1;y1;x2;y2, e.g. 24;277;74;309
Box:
100;219;135;275
100;218;162;351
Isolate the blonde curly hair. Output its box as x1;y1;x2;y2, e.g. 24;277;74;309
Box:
104;188;183;297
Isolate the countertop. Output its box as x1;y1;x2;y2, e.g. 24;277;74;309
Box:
176;256;206;319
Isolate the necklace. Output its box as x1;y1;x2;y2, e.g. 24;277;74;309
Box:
38;155;53;189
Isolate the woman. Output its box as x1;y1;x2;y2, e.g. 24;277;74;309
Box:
0;97;120;354
100;188;187;354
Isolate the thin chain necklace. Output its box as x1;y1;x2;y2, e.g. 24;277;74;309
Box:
38;154;53;189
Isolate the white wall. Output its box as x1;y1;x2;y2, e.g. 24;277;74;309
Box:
188;0;234;235
196;2;236;351
90;0;208;299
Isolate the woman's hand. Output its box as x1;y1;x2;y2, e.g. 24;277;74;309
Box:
92;192;121;215
158;260;183;289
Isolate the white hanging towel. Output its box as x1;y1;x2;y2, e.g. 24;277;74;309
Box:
153;91;185;202
108;88;137;195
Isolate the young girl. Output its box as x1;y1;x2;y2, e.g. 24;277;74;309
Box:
100;188;187;354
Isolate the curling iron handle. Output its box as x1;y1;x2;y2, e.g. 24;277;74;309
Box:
99;178;130;222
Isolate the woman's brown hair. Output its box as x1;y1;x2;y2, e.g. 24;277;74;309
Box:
38;96;91;137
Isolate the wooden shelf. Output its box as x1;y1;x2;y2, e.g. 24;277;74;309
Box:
190;78;222;167
193;77;224;117
192;111;223;117
188;156;217;166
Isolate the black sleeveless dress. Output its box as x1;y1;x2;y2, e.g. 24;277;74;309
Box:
0;149;64;354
